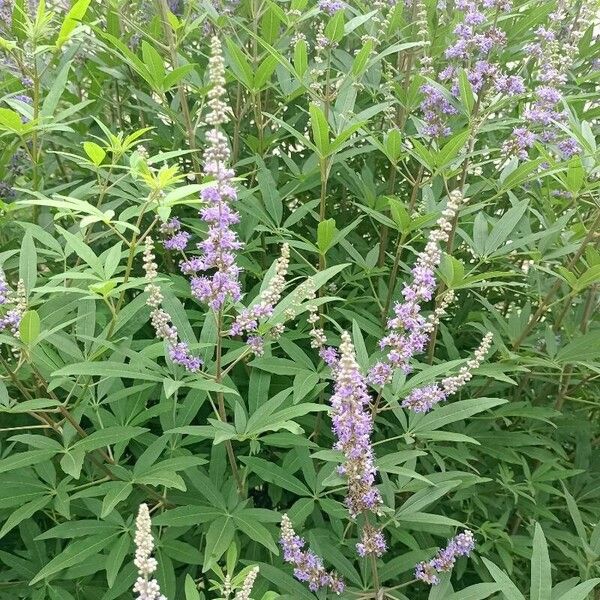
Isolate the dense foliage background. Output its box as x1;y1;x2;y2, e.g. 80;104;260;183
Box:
1;0;600;598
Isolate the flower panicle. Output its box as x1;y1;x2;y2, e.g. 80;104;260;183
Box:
233;566;259;600
332;331;382;519
368;191;465;386
230;243;290;355
415;530;475;586
133;503;167;600
183;35;242;311
143;237;202;372
160;217;190;252
0;277;26;337
356;524;386;557
421;0;523;139
279;514;345;595
504;2;590;161
402;332;493;413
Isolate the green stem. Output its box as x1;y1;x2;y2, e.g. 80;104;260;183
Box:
512;211;600;351
215;310;244;496
155;0;201;181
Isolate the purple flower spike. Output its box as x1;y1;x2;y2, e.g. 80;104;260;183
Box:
368;191;464;385
143;238;203;374
332;331;383;519
415;530;475;586
318;0;344;14
176;36;242;311
356;525;387;557
279;514;345;595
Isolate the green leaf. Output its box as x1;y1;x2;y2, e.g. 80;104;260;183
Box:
154;505;224;527
101;482;133;518
485;200;529;255
73;426;147;453
309;103;330;156
317;218;336;254
557;579;600;600
233;511;279;554
56;226;103;275
0;450;57;474
436;130;469;169
19;310;40;345
254;55;278;90
0;107;25;133
352;40;373;77
255;561;318;600
83;141;106;166
565;156;584;193
482;557;525;600
556;332;600;363
185;574;202;600
52;361;163;382
30;533;118;584
60;448;85;479
41;61;72;117
241;456;310;496
446;583;501;600
396;512;463;527
458;68;475;113
530;523;552;600
383;129;403;163
412;398;507;433
56;0;91;47
37;520;119;540
324;10;345;42
141;41;165;86
19;230;37;293
293;39;308;77
202;516;235;572
225;38;253;88
162;64;195;90
106;534;130;588
260;4;281;45
0;496;51;539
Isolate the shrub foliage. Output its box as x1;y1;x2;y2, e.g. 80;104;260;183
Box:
0;0;599;599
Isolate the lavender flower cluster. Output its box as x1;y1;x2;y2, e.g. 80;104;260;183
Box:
503;1;591;161
356;524;387;558
279;514;345;594
229;243;290;356
179;36;243;311
329;332;388;559
402;332;493;412
0;272;26;337
160;217;190;251
332;331;382;518
318;0;345;14
143;237;202;372
368;190;465;386
415;530;475;585
421;0;524;138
